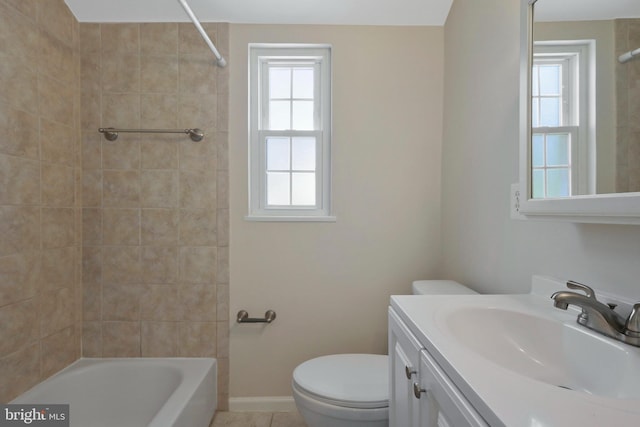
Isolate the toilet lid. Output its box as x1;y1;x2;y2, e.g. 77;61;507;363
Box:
293;354;388;409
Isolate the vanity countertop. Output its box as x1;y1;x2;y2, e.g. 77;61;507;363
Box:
390;277;640;427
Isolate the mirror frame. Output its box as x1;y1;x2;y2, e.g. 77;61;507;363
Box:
518;0;640;224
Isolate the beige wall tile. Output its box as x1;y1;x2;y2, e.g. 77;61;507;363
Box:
179;139;216;172
141;208;178;245
141;321;177;357
0;102;40;159
179;209;216;246
38;287;74;337
178;23;218;55
0;299;39;357
82;208;102;246
102;283;143;321
178;321;216;357
41;119;75;166
179;246;216;284
82;281;101;322
180;284;216;321
3;0;37;21
39;30;76;84
0;57;39;114
0;206;40;257
177;92;217;131
103;170;140;207
81;321;102;356
179;54;217;94
42;208;75;249
140;55;178;93
0;154;40;205
36;0;76;46
41;325;76;378
103;208;140;246
79;23;100;56
141;246;177;284
42;163;75;207
140;94;177;129
102;54;140;93
81;132;102;170
102;246;140;284
101;24;139;55
140;285;179;321
141;137;178;169
180;170;216;209
141;23;178;55
102;321;140;357
0;343;40;402
102;94;140;129
141;170;177;208
41;247;75;289
0;3;39;70
38;76;75;127
82;169;102;207
0;252;39;306
102;139;140;170
216;284;229;322
82;247;102;284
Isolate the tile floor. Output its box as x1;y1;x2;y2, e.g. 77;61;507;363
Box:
210;411;308;427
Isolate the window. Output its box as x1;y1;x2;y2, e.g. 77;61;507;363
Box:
248;45;333;221
531;41;593;198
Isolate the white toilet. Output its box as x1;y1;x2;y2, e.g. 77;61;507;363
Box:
292;280;477;427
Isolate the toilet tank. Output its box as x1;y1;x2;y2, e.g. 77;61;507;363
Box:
412;280;477;295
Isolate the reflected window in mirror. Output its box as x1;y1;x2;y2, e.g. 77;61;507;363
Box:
531;41;594;198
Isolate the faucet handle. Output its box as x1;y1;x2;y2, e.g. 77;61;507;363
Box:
625;303;640;334
566;281;596;299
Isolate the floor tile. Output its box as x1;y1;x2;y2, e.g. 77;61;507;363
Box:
210;412;273;427
271;411;307;427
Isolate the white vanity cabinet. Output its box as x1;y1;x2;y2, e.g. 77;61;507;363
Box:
389;307;488;427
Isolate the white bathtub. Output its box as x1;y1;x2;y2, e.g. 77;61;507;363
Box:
11;358;217;427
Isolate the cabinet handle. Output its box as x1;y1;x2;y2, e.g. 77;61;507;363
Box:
405;365;416;379
413;382;426;399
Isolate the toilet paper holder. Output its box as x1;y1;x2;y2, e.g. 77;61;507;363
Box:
236;309;276;324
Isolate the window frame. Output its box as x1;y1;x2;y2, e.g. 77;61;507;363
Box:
532;40;594;197
247;44;334;221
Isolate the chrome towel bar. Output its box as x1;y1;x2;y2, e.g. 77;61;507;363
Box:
236;310;277;324
98;127;204;142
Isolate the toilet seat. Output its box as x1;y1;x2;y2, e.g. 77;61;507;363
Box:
292;354;388;409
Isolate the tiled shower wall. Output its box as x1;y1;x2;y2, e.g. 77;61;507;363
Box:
615;19;640;192
79;23;229;408
0;0;82;401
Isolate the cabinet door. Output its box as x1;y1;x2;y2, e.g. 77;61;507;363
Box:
417;349;488;427
388;308;423;427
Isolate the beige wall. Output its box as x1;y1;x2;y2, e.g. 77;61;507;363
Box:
0;0;82;402
229;24;444;397
78;22;230;409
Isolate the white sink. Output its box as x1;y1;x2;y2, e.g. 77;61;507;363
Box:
442;307;640;398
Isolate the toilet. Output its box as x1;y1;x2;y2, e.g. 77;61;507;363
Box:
292;280;477;427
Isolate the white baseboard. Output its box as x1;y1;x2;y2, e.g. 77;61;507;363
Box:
228;396;297;412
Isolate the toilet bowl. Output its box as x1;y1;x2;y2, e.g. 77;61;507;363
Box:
292;280;477;427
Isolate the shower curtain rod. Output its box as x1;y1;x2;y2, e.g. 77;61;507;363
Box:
618;47;640;64
177;0;227;67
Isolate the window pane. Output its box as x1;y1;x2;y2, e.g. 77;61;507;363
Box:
269;101;291;130
546;134;569;166
266;137;290;170
539;98;560;127
539;65;560;95
531;66;539;96
292;137;316;171
547;169;570;197
532;134;544;167
267;172;290;205
292;172;316;205
292;101;314;130
269;67;291;99
293;68;314;99
532;169;545;199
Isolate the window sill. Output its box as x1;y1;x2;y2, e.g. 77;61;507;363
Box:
244;215;337;222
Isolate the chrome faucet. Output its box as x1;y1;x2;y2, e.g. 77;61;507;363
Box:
551;280;640;347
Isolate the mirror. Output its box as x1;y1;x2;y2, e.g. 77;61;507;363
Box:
518;0;640;223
